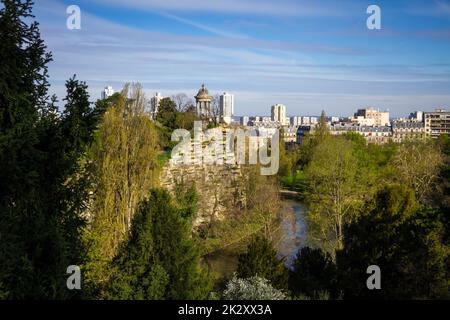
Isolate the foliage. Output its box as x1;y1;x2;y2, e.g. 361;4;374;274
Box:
155;97;198;149
95;92;121;115
223;276;287;300
280;171;308;195
82;83;160;296
304;136;369;253
393;140;443;203
199;163;282;255
0;1;98;299
315;110;330;143
237;236;289;291
156;97;178;129
173;181;199;219
337;185;450;299
290;247;337;299
107;189;213;300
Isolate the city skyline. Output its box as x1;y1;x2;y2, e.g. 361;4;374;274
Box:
27;0;450;117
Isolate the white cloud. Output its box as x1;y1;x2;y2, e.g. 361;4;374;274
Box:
32;0;450;117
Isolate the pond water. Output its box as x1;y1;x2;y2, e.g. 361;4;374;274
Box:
205;197;307;279
273;198;308;268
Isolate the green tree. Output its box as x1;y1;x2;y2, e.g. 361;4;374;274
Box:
393;140;443;203
337;185;450;299
108;189;212;300
94;92;121;117
83;83;160;296
237;236;289;291
156;97;178;130
174;181;199;219
314;110;329;144
305;136;368;254
0;1;96;299
290;247;337;299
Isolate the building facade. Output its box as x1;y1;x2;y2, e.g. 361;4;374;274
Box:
409;111;424;122
271;104;287;125
219;92;234;124
290;116;301;127
330;123;391;144
282;126;298;144
391;121;426;143
101;86;114;100
241;116;249;126
150;92;163;118
424;109;450;138
354;107;390;126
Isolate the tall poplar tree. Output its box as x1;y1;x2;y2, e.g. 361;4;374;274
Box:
83;83;160;295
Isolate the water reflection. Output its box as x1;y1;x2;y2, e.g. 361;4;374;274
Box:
205;198;307;279
273;199;307;268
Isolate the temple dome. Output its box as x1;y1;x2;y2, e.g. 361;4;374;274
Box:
196;84;211;100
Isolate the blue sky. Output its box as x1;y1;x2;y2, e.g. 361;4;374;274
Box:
29;0;450;117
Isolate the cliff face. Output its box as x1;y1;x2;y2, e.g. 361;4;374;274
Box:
161;162;247;228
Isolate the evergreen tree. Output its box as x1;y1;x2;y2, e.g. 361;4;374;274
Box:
290;247;337;299
0;1;98;298
337;185;450;299
108;189;212;300
237;236;289;291
156;97;178;130
62;76;98;157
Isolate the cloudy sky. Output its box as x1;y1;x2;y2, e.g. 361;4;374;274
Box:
29;0;450;117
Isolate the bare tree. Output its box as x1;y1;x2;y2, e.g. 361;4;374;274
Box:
393;140;443;203
172;93;194;112
210;94;221;125
185;103;196;114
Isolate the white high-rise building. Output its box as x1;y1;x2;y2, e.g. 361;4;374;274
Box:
271;104;287;125
101;86;114;100
409;111;424;122
150;92;163;118
241;116;249;126
302;116;310;125
219;92;234;124
291;116;304;126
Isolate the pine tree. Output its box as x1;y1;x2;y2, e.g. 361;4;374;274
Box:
237;236;289;291
290;247;337;299
108;189;212;300
0;1;98;298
